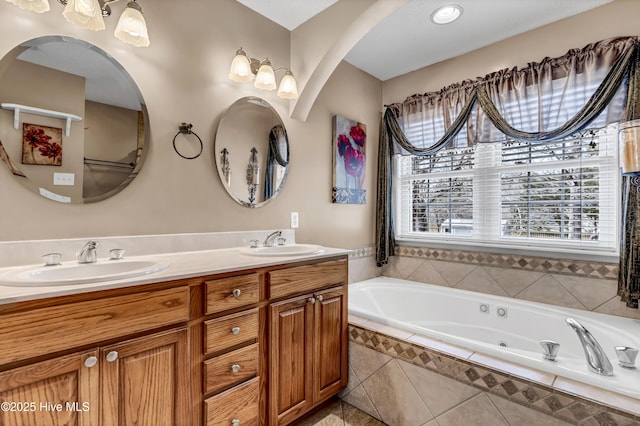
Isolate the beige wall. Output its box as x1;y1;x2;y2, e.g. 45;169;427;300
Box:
0;59;85;200
0;0;381;248
1;0;636;250
383;0;640;105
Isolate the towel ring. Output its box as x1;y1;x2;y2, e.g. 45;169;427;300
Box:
173;123;203;160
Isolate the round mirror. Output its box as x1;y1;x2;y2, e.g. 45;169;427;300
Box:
215;97;289;207
0;36;148;203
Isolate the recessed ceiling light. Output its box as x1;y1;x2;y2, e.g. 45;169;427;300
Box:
431;4;463;25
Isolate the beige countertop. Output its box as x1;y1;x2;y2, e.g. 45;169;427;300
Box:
0;245;350;305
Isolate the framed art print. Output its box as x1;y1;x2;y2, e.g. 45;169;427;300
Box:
22;123;62;166
332;115;366;204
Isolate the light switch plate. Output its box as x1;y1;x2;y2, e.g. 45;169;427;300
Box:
53;172;75;186
290;212;299;229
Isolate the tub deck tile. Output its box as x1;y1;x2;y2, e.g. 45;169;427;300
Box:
406;333;474;359
469;352;555;387
348;323;640;425
553;377;640;417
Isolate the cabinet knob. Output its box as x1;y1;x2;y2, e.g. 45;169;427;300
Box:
316;295;324;302
84;356;98;368
231;326;241;335
308;297;316;305
105;351;119;363
231;419;240;426
232;289;242;298
231;364;241;373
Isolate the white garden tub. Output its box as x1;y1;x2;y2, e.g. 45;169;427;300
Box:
349;277;640;400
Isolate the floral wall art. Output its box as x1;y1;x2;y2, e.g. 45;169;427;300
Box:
332;115;366;204
22;123;62;166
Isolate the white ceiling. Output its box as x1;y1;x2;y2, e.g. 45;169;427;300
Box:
236;0;614;81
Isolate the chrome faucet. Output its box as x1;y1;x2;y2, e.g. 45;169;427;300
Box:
566;317;613;376
263;230;282;247
78;240;99;264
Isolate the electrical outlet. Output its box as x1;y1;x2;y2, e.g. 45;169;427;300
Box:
53;172;75;186
290;212;299;229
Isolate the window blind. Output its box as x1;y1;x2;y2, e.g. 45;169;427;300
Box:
396;124;619;255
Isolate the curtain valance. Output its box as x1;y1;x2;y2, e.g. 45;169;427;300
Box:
376;36;640;308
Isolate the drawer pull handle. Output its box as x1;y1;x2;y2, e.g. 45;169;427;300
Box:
231;419;240;426
231;364;241;373
84;356;98;368
105;351;119;363
232;289;242;298
231;326;241;335
316;295;324;302
308;297;316;305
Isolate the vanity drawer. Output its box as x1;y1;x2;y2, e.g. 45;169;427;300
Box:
205;273;260;315
269;259;347;300
204;376;259;426
0;286;189;366
204;343;259;394
204;308;259;354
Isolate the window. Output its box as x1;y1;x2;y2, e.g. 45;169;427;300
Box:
395;124;619;256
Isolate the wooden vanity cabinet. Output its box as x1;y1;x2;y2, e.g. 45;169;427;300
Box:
100;327;189;425
201;273;263;426
268;259;348;425
0;283;191;426
0;348;100;426
0;254;348;426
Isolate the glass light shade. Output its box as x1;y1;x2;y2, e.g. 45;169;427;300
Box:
254;61;276;91
431;4;462;24
5;0;49;13
62;0;105;31
228;49;253;83
619;120;640;175
277;70;298;100
114;1;150;47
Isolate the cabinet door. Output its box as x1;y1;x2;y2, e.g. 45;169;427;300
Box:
0;349;99;426
269;294;314;425
101;327;189;426
313;286;348;403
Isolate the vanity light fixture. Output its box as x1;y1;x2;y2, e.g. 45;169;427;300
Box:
228;47;299;100
4;0;150;47
5;0;49;13
430;4;463;25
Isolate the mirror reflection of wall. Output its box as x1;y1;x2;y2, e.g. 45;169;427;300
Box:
215;97;289;208
0;36;148;203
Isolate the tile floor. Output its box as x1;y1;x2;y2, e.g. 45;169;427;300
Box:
292;399;386;426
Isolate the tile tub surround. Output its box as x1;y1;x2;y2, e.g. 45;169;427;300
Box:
0;230;297;268
344;319;640;426
348;246;381;284
381;245;640;320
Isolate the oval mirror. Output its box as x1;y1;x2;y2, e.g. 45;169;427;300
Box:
0;36;148;203
215;97;289;207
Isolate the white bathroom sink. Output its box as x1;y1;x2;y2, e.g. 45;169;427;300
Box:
0;259;171;287
239;244;324;257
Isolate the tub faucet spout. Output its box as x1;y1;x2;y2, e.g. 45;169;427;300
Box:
566;317;613;376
